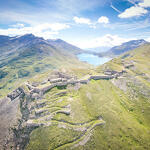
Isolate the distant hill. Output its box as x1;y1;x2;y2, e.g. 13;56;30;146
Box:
85;46;111;53
101;39;148;57
0;34;82;58
47;39;82;54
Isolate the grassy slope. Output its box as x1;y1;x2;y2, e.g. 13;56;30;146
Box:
27;44;150;149
0;45;90;98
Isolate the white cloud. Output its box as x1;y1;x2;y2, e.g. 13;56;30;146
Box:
139;0;150;7
34;23;70;31
73;16;91;25
118;6;147;18
0;23;70;39
107;19;150;31
146;37;150;42
98;16;109;24
118;0;150;19
10;23;25;28
0;0;108;26
70;34;134;49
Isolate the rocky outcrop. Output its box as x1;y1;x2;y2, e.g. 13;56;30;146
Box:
123;60;135;69
89;75;114;80
7;87;25;101
48;71;73;81
104;70;118;75
0;97;21;150
124;63;134;69
49;78;64;83
9;90;41;150
55;91;67;96
79;79;89;84
31;82;40;87
0;86;41;150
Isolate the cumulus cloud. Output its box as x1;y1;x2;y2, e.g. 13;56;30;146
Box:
10;23;25;28
73;16;97;28
98;16;109;24
73;16;110;28
146;37;150;42
35;23;70;31
139;0;150;7
118;0;150;18
0;23;70;39
71;34;134;49
73;16;91;25
118;6;147;18
86;34;134;48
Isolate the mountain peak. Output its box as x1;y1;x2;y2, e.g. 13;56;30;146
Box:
125;39;147;44
47;38;64;42
55;39;64;42
18;33;36;39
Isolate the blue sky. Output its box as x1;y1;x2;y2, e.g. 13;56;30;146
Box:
0;0;150;48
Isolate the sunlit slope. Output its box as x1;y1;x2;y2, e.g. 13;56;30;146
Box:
26;44;150;150
0;35;89;98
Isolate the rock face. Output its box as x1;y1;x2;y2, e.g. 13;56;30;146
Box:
104;70;118;75
124;63;134;69
89;75;114;80
0;86;41;150
7;87;25;101
49;78;65;83
0;97;21;150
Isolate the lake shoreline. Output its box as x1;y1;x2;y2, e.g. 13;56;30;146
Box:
77;53;111;66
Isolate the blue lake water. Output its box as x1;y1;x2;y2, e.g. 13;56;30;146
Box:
77;53;111;66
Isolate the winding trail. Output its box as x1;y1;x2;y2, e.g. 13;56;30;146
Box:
53;120;105;150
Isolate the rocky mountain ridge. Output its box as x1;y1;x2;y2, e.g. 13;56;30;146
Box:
99;39;148;57
85;39;148;58
0;34;82;58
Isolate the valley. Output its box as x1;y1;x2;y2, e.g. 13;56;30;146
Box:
0;37;150;149
1;0;150;149
0;34;90;98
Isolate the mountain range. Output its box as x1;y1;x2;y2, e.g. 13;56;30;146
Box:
108;39;148;56
0;34;148;98
0;34;150;150
0;40;150;149
96;39;148;57
0;34;86;98
0;34;82;58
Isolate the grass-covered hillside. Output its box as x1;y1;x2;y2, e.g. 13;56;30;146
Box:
6;43;149;150
0;34;89;98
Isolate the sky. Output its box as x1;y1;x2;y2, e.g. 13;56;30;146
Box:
0;0;150;49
